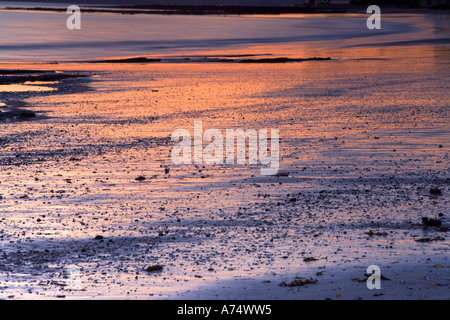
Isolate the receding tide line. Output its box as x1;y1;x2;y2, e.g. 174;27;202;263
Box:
87;56;332;64
89;57;162;63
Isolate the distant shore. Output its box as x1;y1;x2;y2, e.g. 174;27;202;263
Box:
2;4;449;15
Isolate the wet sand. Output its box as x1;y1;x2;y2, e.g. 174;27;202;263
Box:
0;41;449;300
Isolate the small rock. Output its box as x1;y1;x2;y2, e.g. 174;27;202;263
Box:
275;172;289;177
429;188;442;195
365;230;388;237
144;265;163;272
415;236;445;243
422;217;442;227
135;176;146;181
303;257;319;262
94;235;104;240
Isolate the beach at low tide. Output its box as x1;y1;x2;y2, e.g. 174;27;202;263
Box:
0;9;449;299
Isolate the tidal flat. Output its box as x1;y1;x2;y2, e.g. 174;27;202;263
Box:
0;12;449;300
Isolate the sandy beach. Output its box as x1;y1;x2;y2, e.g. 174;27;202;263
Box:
0;8;449;300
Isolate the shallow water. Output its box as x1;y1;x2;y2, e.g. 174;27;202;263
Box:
0;84;57;92
1;5;448;61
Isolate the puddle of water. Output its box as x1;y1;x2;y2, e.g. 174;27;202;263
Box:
0;84;56;92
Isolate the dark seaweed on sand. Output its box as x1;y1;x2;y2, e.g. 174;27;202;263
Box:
0;69;88;85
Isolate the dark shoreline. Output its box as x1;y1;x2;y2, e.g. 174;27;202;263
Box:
2;4;449;15
0;69;88;85
0;100;41;121
0;69;91;122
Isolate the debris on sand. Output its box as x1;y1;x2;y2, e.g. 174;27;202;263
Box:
363;273;391;281
303;257;319;262
429;188;442;195
144;265;163;272
275;172;289;177
365;230;388;237
280;277;317;287
422;217;442;227
415;236;445;243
